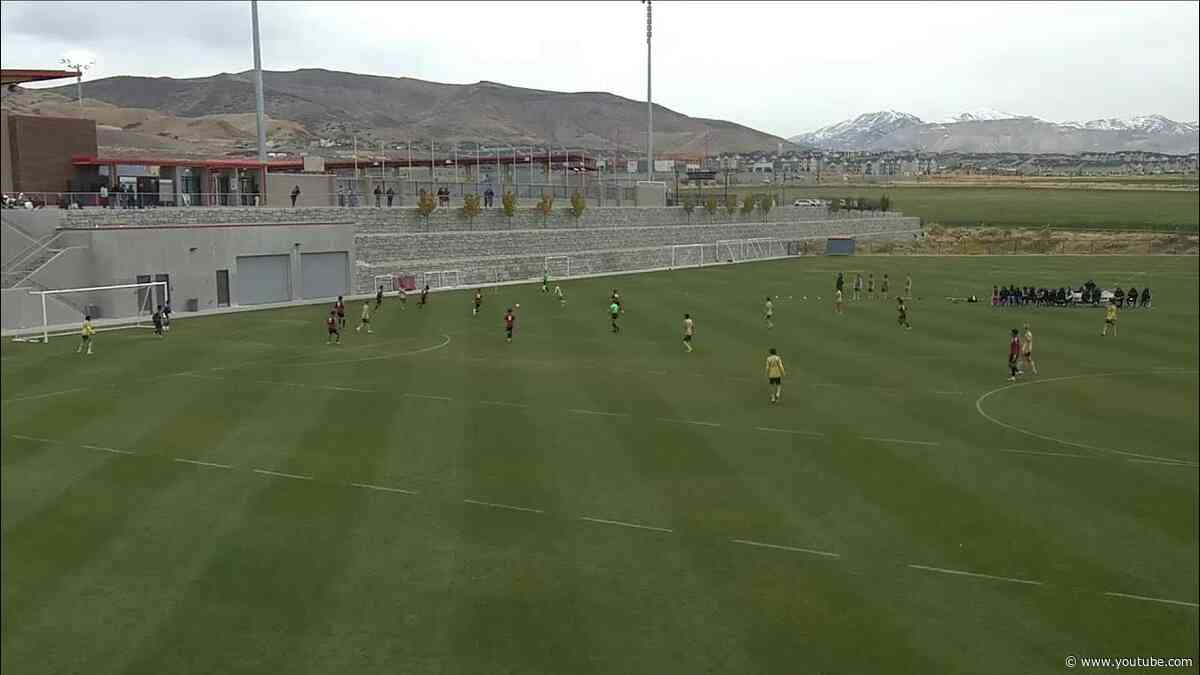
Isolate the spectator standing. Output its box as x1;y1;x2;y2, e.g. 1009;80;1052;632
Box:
374;185;383;207
484;187;495;207
290;185;301;206
386;187;395;207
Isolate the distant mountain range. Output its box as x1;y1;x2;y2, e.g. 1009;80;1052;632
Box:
20;68;794;156
790;111;1198;154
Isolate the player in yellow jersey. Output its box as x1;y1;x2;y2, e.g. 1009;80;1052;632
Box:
1102;300;1118;336
905;274;913;298
1022;323;1037;374
765;348;785;403
834;288;844;314
76;315;95;355
764;296;774;329
682;313;695;352
356;301;372;333
555;283;566;307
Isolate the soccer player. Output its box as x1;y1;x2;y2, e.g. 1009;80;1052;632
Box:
765;347;785;403
867;273;875;300
764;296;774;329
76;315;95;355
555;283;566;307
375;285;385;311
398;286;408;310
542;271;550;293
326;310;341;344
162;300;172;332
1102;299;1118;336
609;300;621;333
357;301;372;333
611;289;623;314
835;272;845;295
335;296;347;328
1022;322;1037;375
419;285;429;308
896;297;911;329
853;273;863;301
905;274;913;299
834;288;844;314
473;288;483;316
1008;328;1021;381
683;313;695;352
504;307;515;343
881;273;890;300
153;305;165;337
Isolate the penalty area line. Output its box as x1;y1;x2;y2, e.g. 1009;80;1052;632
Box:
349;482;419;495
1103;592;1198;609
82;444;135;455
907;563;1043;586
252;468;313;481
579;516;674;533
463;498;544;514
731;538;840;559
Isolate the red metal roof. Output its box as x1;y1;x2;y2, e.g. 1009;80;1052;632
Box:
72;152;597;171
1;69;81;85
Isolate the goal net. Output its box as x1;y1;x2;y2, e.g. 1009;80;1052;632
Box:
420;270;462;290
12;281;167;343
716;239;745;263
671;244;705;268
373;273;398;293
544;256;571;280
745;238;787;260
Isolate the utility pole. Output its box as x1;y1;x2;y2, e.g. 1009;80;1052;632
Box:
59;56;94;111
643;0;653;182
250;0;267;164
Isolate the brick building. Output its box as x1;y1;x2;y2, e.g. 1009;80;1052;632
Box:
2;113;98;193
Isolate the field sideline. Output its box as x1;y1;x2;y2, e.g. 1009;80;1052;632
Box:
2;255;1197;674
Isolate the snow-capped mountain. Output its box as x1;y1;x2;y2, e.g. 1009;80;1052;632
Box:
1061;115;1198;135
939;108;1032;123
788;111;923;149
789;110;1198;154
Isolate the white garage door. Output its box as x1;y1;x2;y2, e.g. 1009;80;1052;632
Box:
301;251;349;299
236;254;291;305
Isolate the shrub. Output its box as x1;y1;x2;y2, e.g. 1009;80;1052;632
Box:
502;191;516;218
570;191;586;219
461;193;481;222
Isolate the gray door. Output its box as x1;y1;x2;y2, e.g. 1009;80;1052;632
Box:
236;255;291;305
300;251;349;299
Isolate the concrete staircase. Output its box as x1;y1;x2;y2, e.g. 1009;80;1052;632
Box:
2;232;68;289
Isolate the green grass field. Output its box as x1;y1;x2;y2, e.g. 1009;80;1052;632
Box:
685;185;1200;231
3;256;1197;674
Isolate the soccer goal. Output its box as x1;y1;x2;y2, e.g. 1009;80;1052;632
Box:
716;239;746;263
671;244;705;268
421;270;462;290
373;273;397;293
544;256;571;279
13;281;168;343
745;238;787;260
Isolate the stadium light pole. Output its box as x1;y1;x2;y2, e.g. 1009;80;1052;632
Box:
642;0;653;182
59;56;94;110
250;0;267;164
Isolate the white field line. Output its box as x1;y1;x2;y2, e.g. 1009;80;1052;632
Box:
1103;592;1199;608
82;444;135;455
861;436;941;447
173;457;233;469
252;468;313;481
568;408;630;417
176;373;227;381
996;448;1095;460
463;498;544;514
1124;457;1197;467
9;434;61;444
579;516;674;533
754;426;825;437
907;563;1044;586
255;379;377;393
975;370;1200;467
1;387;89;404
279;334;452;368
730;538;841;559
932;391;965;396
657;417;722;428
479;400;530;409
349;482;418;495
403;393;453;402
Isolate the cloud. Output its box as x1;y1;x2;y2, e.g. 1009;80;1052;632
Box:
3;0;1196;136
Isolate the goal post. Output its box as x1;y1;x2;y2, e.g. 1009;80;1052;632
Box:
745;237;787;260
671;244;705;269
420;270;462;290
544;256;571;279
372;273;397;293
22;281;167;343
716;239;745;263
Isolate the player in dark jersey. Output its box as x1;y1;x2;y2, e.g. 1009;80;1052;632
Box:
504;307;515;343
473;289;483;317
326;310;341;344
881;274;890;300
896;297;911;329
335;296;347;328
153;305;165;336
375;286;384;311
419;285;429;308
1008;328;1021;381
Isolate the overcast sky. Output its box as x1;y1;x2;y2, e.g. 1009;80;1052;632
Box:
3;1;1197;136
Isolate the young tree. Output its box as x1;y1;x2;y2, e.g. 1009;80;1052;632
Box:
417;189;437;225
758;192;773;221
570;191;586;219
461;193;481;223
879;193;891;212
536;194;554;227
829;197;842;213
681;195;695;223
502;190;516;219
703;196;718;219
724;193;739;217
